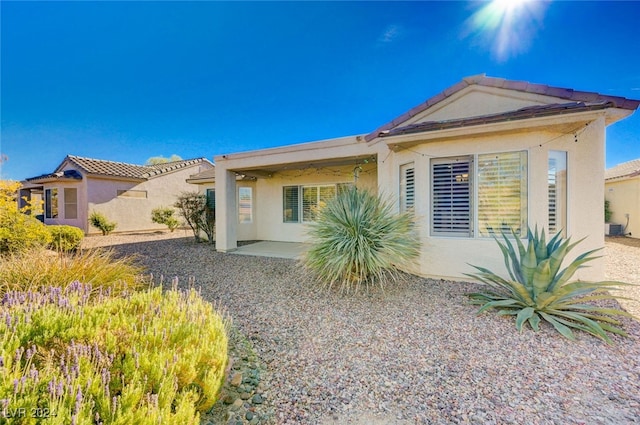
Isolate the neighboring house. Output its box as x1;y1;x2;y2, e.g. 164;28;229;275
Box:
21;155;214;234
206;75;639;282
605;158;640;238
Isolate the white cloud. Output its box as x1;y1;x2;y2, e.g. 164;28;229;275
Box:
379;24;401;43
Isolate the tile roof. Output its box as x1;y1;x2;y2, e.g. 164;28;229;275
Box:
605;158;640;181
379;101;613;138
26;155;212;182
24;169;83;183
365;74;640;142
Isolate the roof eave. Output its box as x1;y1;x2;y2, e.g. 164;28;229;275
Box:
380;109;606;148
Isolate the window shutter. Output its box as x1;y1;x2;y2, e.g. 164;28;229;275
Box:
400;163;415;212
283;186;299;222
477;151;527;236
431;158;471;236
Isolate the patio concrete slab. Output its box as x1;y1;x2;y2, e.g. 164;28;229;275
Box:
231;241;309;259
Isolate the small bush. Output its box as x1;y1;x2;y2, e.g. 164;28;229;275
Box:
0;180;51;254
303;186;421;293
0;248;146;296
89;211;117;235
467;226;636;343
1;283;228;424
174;192;214;243
151;207;180;232
48;225;85;252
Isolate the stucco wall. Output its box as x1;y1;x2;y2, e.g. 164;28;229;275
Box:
376;117;606;281
86;164;210;234
606;176;640;238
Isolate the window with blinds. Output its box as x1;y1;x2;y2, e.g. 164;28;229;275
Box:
548;151;567;235
64;188;77;219
477;151;527;237
284;184;343;223
431;157;472;237
400;163;415;213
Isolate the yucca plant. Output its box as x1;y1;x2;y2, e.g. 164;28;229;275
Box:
303;186;421;293
467;227;636;343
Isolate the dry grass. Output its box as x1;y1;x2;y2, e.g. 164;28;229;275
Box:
0;248;148;295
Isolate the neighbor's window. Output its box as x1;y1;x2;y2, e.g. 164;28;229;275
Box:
548;151;567;235
430;151;528;238
283;184;344;223
64;188;78;219
117;189;147;198
477;151;528;237
45;188;58;219
238;187;252;224
400;163;415;213
206;189;216;211
431;157;472;237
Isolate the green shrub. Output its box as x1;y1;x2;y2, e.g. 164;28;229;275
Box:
89;211;117;235
1;283;228;424
302;186;421;293
48;224;84;252
174;192;215;243
0;180;51;254
0;212;51;254
604;199;613;223
0;248;146;296
151;207;180;232
467;226;636;343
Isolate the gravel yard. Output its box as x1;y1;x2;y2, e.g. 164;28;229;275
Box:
83;233;640;425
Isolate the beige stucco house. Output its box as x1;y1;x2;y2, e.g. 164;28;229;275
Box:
194;75;639;281
21;155;214;234
605;158;640;238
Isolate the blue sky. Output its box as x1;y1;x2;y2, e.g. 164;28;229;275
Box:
2;1;640;181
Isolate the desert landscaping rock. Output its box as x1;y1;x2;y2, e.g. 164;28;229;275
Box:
83;233;640;424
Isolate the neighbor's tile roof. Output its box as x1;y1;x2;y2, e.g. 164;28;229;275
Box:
60;155;211;179
26;155;211;182
379;101;613;138
605;158;640;181
365;74;640;142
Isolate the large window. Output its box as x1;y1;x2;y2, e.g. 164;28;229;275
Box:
400;163;415;213
45;188;58;219
548;151;567;235
64;188;78;219
477;151;528;236
238;187;252;224
283;184;347;223
431;151;528;237
431;157;472;236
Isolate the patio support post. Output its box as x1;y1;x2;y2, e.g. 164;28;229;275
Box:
215;167;238;252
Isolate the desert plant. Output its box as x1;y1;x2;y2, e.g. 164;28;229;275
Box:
174;192;214;243
1;282;228;424
0;248;146;296
48;225;84;252
604;199;613;223
0;180;51;254
466;226;636;343
89;211;117;235
151;207;180;232
303;186;420;293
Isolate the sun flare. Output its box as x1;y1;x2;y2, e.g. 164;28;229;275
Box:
464;0;549;61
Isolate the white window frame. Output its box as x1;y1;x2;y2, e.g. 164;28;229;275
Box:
400;162;415;213
282;183;347;223
238;187;252;224
430;150;528;238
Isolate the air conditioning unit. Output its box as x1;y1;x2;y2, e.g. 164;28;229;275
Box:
605;223;623;236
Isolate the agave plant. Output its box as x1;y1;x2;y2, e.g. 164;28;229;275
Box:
303;186;420;293
467;227;636;343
